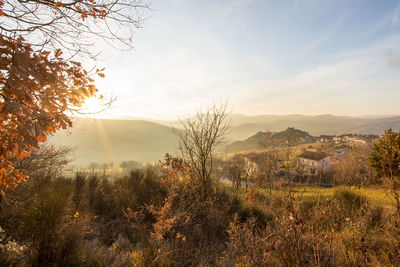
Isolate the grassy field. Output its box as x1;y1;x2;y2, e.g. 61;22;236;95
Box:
224;183;395;212
293;186;394;211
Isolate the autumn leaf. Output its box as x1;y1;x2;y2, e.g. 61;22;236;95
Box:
53;2;64;9
54;49;63;58
81;11;88;20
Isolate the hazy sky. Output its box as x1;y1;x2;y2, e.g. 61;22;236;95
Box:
88;0;400;120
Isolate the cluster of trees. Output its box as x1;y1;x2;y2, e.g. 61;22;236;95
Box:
331;144;377;186
86;160;143;172
120;160;142;171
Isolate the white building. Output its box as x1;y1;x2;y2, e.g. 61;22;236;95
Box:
242;152;281;177
297;151;330;174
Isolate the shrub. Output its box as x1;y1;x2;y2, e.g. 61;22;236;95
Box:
334;187;368;219
87;174;100;206
74;172;87;210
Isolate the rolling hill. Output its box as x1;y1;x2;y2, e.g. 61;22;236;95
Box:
47;118;179;167
225;127;315;152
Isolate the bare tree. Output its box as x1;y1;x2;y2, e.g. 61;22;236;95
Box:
0;0;150;57
224;154;246;191
174;104;230;199
333;144;376;187
88;162;99;173
280;128;297;182
255;151;280;195
15;145;71;178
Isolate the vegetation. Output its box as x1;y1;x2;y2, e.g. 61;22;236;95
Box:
2;115;400;266
332;144;377;186
369;129;400;218
174;104;230;200
0;162;398;266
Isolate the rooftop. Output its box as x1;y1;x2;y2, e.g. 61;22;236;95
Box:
242;152;280;165
297;151;328;161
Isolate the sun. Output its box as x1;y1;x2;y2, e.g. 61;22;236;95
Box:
79;97;111;118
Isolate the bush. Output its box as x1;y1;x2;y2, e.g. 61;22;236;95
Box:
87;174;100;206
74;172;87;210
333;187;368;220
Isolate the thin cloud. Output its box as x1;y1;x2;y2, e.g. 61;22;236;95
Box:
218;36;400;116
361;15;391;37
392;0;400;27
307;13;347;51
386;50;400;70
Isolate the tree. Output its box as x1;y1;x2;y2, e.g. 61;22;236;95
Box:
120;160;141;171
88;162;99;173
224;154;246;191
333;144;376;186
280;128;297;181
257;130;281;192
0;35;100;191
15;145;71;178
369;129;400;218
174;104;230;199
0;0;149;192
255;151;280;193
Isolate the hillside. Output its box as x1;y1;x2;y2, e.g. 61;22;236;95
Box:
225;127;315;152
47;118;179;167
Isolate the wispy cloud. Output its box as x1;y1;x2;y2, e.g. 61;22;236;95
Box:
392;0;400;27
221;35;400;116
386;50;400;70
362;14;392;37
307;13;347;51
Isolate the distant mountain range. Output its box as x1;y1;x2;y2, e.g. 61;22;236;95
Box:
47;114;400;166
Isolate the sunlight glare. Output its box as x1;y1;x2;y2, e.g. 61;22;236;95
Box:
79;97;111;119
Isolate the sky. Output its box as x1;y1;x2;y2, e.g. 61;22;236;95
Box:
85;0;400;120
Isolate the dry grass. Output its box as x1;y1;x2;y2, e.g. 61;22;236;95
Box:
295;186;394;211
224;184;394;212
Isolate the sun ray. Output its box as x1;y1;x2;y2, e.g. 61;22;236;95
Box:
94;119;116;164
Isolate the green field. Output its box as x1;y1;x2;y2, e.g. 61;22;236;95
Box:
293;186;394;211
225;184;395;212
